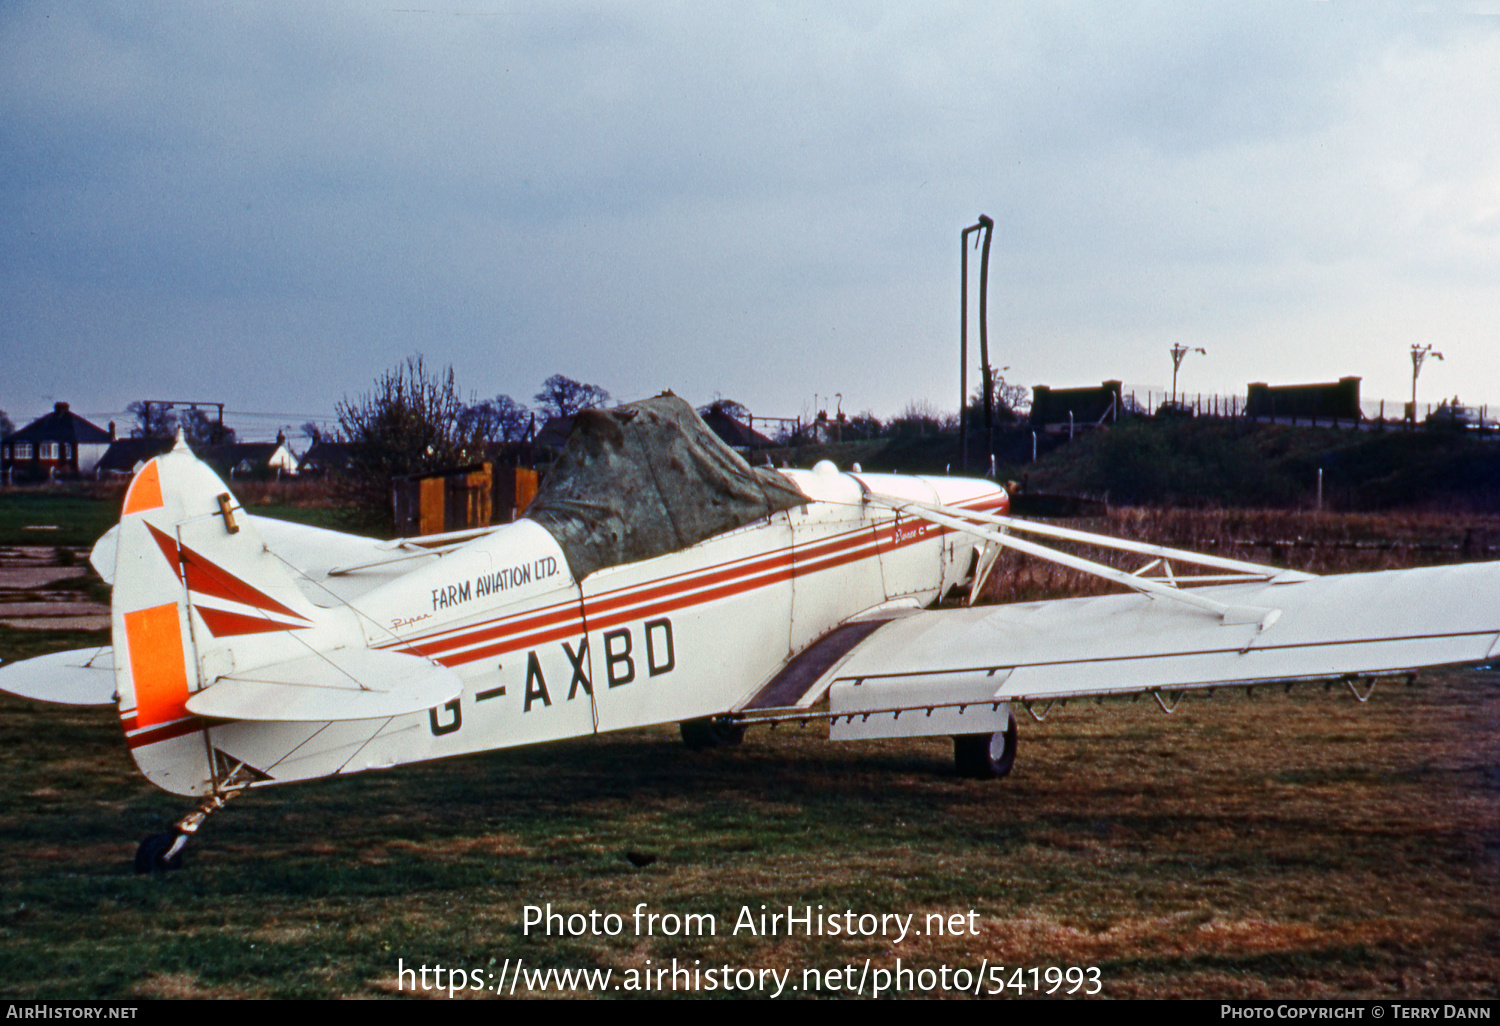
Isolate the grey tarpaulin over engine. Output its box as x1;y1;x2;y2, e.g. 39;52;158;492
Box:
525;393;808;581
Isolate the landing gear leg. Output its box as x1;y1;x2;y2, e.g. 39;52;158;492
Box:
134;786;245;874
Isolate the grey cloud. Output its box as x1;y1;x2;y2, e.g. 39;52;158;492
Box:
1;3;1497;429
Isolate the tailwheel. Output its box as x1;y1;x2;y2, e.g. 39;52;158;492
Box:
953;712;1017;779
134;775;250;873
680;717;746;751
134;832;186;874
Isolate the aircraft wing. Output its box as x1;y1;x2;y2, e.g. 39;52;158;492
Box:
817;562;1500;738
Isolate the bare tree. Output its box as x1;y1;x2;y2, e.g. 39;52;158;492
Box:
886;400;951;438
179;407;234;446
533;374;610;418
0;410;13;437
969;368;1030;426
462;394;531;443
335;357;486;524
846;411;883;440
127;401;178;440
697;397;751;422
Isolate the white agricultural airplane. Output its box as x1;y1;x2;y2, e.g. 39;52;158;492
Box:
2;394;1497;872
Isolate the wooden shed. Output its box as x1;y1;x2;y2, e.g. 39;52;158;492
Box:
392;462;539;538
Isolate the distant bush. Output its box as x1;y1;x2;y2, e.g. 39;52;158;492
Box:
1089;420;1293;507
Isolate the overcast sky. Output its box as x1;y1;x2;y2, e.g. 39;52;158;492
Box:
3;3;1498;439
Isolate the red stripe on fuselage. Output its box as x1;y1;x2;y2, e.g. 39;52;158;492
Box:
388;494;1007;669
394;529;864;662
126;716;206;750
397;516;885;652
417;534;887;669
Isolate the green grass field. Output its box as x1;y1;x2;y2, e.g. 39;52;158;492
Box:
0;493;122;548
0;651;1494;999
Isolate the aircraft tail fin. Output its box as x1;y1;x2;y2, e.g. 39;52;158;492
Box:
109;437;344;795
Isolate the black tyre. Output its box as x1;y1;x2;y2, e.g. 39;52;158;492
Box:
953;713;1017;779
134;832;184;874
680;717;745;751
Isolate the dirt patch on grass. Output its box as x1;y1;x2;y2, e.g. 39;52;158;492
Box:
388;834;534;858
131;972;262;1000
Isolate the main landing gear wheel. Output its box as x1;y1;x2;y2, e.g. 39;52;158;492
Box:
134;832;185;874
953;713;1017;779
680;717;746;751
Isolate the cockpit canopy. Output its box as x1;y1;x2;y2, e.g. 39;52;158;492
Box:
525;393;807;580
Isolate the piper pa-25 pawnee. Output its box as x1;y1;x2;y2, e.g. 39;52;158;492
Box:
3;394;1497;871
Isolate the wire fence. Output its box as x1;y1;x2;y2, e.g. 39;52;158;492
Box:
1112;388;1497;432
1119;389;1248;419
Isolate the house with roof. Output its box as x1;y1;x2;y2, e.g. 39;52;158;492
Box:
94;437;176;477
697;402;774;453
296;439;354;476
534;414;577;450
1;403;116;482
97;434;301;480
197;435;300;479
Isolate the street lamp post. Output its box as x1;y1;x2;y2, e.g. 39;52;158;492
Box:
1410;344;1443;427
1170;344;1206;407
960;215;994;469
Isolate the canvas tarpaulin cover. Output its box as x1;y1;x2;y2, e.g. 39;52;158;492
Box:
525;394;808;581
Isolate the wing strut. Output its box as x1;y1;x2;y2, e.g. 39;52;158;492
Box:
871;494;1293;630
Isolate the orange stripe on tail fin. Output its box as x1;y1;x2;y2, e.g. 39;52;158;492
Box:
122;460;163;515
123;603;191;728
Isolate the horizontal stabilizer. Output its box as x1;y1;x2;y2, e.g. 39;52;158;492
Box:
185;647;462;722
0;647;116;706
89;526;117;584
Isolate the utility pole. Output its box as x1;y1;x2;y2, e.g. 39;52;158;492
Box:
138;399;228;443
1169;344;1206;406
1410;344;1442;426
